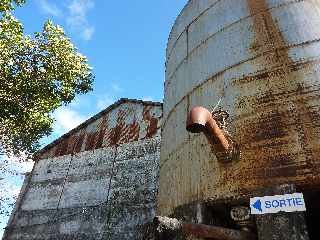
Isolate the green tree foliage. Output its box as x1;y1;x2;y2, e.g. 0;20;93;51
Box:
0;0;94;158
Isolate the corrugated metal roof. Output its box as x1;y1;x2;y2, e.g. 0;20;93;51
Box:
36;98;162;159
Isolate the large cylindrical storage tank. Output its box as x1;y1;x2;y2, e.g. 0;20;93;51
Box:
158;0;320;217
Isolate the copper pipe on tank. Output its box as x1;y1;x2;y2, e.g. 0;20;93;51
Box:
186;106;240;162
154;216;255;240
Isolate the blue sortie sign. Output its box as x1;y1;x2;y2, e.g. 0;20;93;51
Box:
250;193;306;215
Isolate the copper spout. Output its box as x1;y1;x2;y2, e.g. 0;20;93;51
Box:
186;106;240;162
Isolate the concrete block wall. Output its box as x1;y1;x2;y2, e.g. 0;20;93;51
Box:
5;138;160;240
3;99;162;240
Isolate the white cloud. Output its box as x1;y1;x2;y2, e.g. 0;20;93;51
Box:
83;26;95;41
0;155;34;237
111;83;123;93
0;168;24;238
37;0;62;17
36;0;95;41
0;155;34;178
97;94;115;110
68;96;82;108
95;82;125;110
68;0;94;15
0;177;22;198
19;160;34;173
53;107;87;135
67;0;95;41
142;96;154;101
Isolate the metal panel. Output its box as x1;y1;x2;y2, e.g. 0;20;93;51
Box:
166;31;188;80
8;137;161;240
167;0;219;59
37;100;162;160
187;0;249;53
159;0;320;216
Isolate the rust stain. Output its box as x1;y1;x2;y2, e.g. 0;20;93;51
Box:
128;116;140;142
66;135;78;155
55;138;69;157
95;115;108;149
74;133;85;153
106;110;126;146
290;100;318;179
248;0;290;66
222;0;312;191
250;111;287;142
143;105;159;138
35;99;162;160
192;1;320;201
85;132;96;151
105;109;141;147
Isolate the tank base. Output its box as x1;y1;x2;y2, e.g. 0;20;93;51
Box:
255;184;309;240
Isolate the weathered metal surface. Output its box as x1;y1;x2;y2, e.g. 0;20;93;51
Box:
159;0;320;216
4;137;161;240
154;216;256;240
4;99;162;240
255;184;309;240
36;99;162;160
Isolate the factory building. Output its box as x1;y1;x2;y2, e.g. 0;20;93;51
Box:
3;99;162;240
5;0;320;239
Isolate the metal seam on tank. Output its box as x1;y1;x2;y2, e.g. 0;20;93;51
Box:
248;0;288;62
233;57;320;88
165;35;320;111
160;138;191;169
166;0;305;64
160;0;320;216
161;66;320;161
165;0;309;92
244;0;296;182
235;85;320;110
167;0;225;63
166;0;222;60
166;16;246;86
166;0;192;56
186;26;189;58
163;41;320;128
161;59;320;160
230;0;320;194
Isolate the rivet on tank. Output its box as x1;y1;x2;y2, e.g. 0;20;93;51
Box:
157;0;320;239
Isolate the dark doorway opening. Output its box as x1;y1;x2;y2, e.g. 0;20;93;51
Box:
304;190;320;240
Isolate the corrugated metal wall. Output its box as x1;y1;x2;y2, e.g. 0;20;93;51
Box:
38;100;162;160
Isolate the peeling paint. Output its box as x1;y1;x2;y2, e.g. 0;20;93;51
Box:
36;99;162;160
4;100;162;240
159;0;320;217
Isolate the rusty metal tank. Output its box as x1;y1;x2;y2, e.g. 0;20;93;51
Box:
157;0;320;216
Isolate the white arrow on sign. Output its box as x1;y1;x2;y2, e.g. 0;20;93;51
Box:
250;193;306;215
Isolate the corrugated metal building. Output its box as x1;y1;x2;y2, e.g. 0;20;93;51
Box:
5;0;320;239
3;99;162;240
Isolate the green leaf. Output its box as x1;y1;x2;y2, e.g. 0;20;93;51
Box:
0;2;94;159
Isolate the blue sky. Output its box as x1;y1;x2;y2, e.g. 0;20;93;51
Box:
14;0;187;142
0;0;188;237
